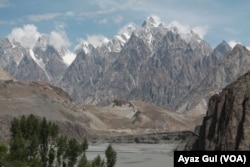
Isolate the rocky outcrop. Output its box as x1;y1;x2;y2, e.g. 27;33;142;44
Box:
187;70;250;150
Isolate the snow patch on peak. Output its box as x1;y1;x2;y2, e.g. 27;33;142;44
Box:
118;23;136;40
29;49;45;71
29;49;50;80
58;48;76;66
74;40;93;54
62;50;76;66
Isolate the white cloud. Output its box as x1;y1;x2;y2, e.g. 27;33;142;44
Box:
86;35;109;47
228;40;241;48
8;23;71;50
0;0;13;8
65;11;75;17
28;12;75;22
148;15;162;26
228;40;250;50
99;18;108;24
28;13;62;22
48;23;71;50
167;20;208;39
7;24;40;48
168;21;190;34
192;26;209;39
113;15;123;24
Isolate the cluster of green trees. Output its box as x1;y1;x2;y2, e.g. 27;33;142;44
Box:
0;114;117;167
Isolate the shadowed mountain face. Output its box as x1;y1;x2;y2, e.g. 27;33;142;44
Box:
187;70;250;150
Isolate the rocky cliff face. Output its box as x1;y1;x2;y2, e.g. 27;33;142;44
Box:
187;70;250;150
60;17;214;107
0;36;70;84
176;44;250;114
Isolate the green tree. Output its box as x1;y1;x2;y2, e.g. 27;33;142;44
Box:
56;135;67;166
91;155;105;167
0;141;7;166
105;144;117;167
48;148;55;167
3;115;118;167
66;138;81;167
10;117;21;139
9;133;27;161
78;153;89;167
81;138;89;153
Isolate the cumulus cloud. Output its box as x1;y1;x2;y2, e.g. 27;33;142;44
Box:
7;23;71;50
228;40;250;50
167;20;208;39
192;26;209;39
228;40;241;48
148;15;162;26
168;21;190;34
48;23;71;50
86;35;109;47
7;24;40;48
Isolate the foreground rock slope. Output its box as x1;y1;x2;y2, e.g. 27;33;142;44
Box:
0;78;103;142
187;70;250;150
0;71;198;142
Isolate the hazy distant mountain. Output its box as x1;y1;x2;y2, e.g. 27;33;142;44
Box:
176;44;250;115
0;35;74;84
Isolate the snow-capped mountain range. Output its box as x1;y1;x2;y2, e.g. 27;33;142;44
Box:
75;16;206;56
1;16;250;114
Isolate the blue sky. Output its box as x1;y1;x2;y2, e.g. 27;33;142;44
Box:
0;0;250;50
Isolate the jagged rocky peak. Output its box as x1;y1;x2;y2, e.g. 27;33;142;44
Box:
187;70;250;150
110;24;137;52
118;24;136;41
214;40;232;55
232;43;248;52
142;15;162;28
34;34;49;51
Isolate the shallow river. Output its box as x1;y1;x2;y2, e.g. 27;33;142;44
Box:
86;143;175;167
